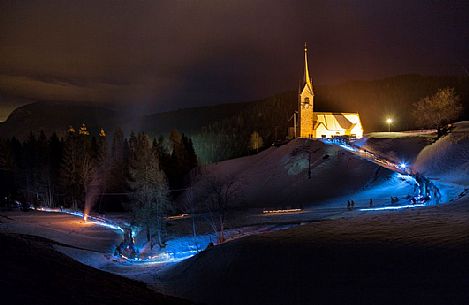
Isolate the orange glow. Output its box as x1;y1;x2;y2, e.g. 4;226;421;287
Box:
262;208;303;215
83;213;88;222
167;213;189;220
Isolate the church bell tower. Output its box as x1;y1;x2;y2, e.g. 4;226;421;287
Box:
299;42;314;138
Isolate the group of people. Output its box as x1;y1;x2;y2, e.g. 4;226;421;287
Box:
342;173;443;210
414;173;442;204
347;198;374;210
114;228;138;259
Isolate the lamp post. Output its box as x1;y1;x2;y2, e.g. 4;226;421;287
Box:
386;118;393;132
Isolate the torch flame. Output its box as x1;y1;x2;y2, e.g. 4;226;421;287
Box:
83;213;88;222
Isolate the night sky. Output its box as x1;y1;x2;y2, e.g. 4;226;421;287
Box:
0;0;468;120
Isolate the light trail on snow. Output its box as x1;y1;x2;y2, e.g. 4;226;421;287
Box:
323;138;443;210
32;207;199;265
33;207;125;232
262;208;303;215
359;204;425;212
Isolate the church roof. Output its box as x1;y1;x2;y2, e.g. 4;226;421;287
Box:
313;112;360;131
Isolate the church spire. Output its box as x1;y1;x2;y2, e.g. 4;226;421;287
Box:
303;42;313;93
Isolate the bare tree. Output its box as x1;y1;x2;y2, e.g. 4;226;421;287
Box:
201;175;240;244
183;184;200;251
413;88;463;137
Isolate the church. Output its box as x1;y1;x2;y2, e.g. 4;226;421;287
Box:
297;44;363;139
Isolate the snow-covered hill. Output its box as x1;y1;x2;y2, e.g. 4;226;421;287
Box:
415;121;469;185
158;124;469;305
194;138;395;208
356;134;433;164
159;195;469;305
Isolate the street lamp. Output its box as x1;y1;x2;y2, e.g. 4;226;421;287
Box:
386;118;393;132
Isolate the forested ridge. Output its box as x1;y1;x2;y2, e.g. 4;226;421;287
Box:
1;74;468;163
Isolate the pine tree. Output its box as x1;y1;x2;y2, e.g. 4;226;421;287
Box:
46;133;63;207
108;128;127;192
0;139;8;170
61;128;81;208
34;131;53;206
165;129;198;189
0;139;16;206
60;125;97;209
128;133;170;249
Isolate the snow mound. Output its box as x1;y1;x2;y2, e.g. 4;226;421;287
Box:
414;121;469;185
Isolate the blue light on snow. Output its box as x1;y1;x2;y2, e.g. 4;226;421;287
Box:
399;162;407;169
359;204;425;211
33;206;199;265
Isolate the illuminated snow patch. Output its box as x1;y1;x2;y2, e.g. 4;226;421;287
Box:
32;206;200;265
33;207;124;232
167;213;189;220
262;208;303;215
122;250;199;265
339;143;357;152
359;204;425;211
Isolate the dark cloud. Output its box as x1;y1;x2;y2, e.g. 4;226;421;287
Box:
0;0;468;118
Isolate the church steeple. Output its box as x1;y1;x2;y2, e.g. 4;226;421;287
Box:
299;42;314;138
303;42;313;93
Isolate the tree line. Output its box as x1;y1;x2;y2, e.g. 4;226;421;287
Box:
191;92;295;163
0;125;197;246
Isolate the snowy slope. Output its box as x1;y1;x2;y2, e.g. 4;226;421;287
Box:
414;121;469;185
158;125;469;305
0;233;190;305
159;195;469;305
194;139;395;208
355;136;431;164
